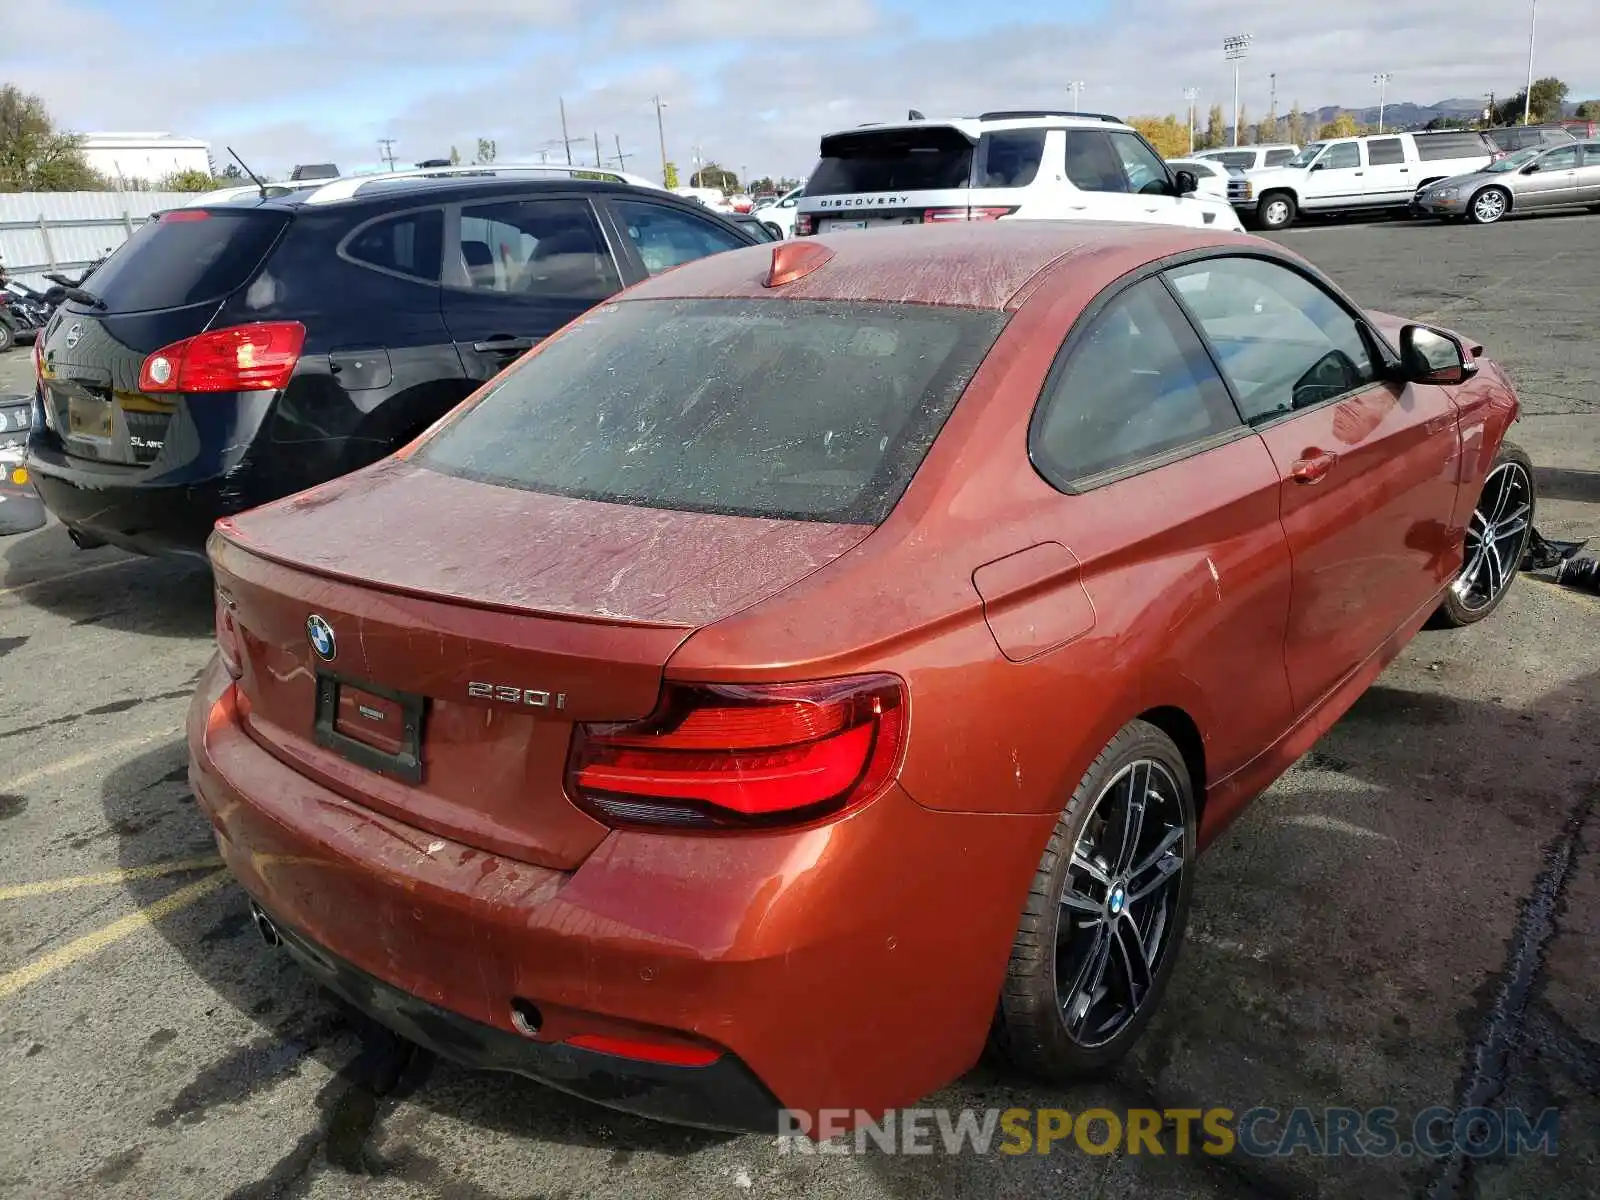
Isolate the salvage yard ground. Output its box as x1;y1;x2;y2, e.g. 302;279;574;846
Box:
2;214;1598;1200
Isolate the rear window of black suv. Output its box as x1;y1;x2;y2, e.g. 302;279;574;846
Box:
83;208;289;314
416;297;1007;524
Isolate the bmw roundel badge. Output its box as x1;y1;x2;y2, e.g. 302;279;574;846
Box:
306;614;336;661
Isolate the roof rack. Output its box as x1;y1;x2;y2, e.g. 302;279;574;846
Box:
300;162;666;206
979;110;1124;124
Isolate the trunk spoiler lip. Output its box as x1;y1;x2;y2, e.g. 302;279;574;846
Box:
207;523;693;632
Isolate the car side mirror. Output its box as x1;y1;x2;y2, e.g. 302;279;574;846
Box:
1399;324;1476;386
1173;170;1199;196
781;198;796;208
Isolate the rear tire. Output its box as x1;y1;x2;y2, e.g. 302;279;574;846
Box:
0;321;16;354
1434;440;1535;628
990;720;1197;1080
1468;187;1510;225
1255;192;1296;231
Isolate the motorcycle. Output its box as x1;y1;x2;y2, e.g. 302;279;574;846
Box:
1;281;51;353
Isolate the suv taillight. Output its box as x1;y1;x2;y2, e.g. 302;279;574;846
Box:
566;675;906;830
139;321;306;394
214;588;243;679
795;213;815;236
923;207;1018;223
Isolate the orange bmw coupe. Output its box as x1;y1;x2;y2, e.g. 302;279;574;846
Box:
189;221;1532;1132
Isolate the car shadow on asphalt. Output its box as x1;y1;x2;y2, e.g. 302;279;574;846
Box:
99;662;1599;1200
2;524;212;638
1535;467;1600;506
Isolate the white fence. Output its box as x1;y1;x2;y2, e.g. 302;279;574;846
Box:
0;192;192;293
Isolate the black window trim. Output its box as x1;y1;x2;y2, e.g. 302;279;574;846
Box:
336;203;448;286
1026;245;1402;495
440;192;627;296
1025;263;1252;496
1158;248;1400;435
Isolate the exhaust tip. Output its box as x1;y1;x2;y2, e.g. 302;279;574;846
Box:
248;901;281;948
510;998;543;1038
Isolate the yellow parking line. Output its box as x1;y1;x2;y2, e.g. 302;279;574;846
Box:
0;871;228;1002
9;729;176;792
0;856;222;902
0;558;135;599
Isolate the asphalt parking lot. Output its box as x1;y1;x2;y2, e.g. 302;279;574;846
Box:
2;213;1597;1200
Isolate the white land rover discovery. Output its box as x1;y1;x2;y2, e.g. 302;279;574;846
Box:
795;111;1244;236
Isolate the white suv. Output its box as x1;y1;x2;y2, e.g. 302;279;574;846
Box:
795;111;1244;236
1229;129;1496;230
753;185;802;239
1189;144;1300;171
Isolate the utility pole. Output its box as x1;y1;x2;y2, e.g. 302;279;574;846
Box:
1183;87;1199;153
1066;80;1085;111
1223;34;1253;148
1523;0;1537;125
741;164;748;192
653;95;670;186
377;138;397;171
1269;72;1278;139
1373;73;1392;133
559;97;573;165
614;135;629;171
594;131;602;168
1486;91;1497;129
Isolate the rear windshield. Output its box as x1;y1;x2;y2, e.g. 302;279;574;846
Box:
806;127;976;196
82;208;290;314
416;298;1007;524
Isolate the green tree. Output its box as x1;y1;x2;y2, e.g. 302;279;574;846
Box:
1573;99;1600;121
0;85;105;191
1286;101;1306;146
663;161;680;188
158;168;220;192
219;161;244;180
448;144;461;165
473;137;497;165
1497;77;1569;125
693;161;738;192
1202;104;1225;149
1237;105;1253;145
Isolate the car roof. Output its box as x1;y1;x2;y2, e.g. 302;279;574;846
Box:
824;112;1134;141
179;176;699;221
621;221;1257;311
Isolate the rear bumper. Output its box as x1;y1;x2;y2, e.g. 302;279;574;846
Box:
25;457;245;557
258;902;784;1131
187;658;1054;1127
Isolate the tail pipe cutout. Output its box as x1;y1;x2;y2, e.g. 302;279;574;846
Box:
972;542;1096;662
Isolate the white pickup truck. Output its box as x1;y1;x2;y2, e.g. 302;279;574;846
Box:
1229;129;1496;230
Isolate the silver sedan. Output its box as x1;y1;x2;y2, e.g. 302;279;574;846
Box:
1415;140;1600;224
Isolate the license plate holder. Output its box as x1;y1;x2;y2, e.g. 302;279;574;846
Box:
823;219;869;231
314;671;426;784
66;395;114;441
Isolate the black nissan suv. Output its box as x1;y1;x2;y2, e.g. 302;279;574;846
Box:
27;170;760;557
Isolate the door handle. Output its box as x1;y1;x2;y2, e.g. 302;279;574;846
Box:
1290;449;1339;484
472;336;538;354
1353;171;1364;176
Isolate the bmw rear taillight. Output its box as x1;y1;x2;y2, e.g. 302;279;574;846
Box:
139;321;306;394
923;207;1018;223
795;213;815;236
214;588;243;679
567;674;906;829
33;332;44;381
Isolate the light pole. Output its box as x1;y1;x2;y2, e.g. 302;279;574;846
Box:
1523;0;1537;125
1183;87;1199;153
652;95;670;185
1223;33;1252;148
1373;73;1392;133
1067;80;1085;112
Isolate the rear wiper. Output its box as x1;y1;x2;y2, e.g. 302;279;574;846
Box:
61;286;106;310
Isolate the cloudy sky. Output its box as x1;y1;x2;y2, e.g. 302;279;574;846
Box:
4;0;1598;183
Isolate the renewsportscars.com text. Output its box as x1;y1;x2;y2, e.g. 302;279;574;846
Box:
777;1106;1560;1159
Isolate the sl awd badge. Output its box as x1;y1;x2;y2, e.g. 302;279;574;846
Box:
306;614;337;661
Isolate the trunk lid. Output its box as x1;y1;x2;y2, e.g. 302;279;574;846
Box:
37;206;290;468
802;122;979;231
212;458;874;870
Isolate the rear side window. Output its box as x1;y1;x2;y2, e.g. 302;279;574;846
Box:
80;209;288;314
1416;132;1490;161
343;208;443;281
1211;151;1256;169
1367;138;1404;165
978;130;1047;188
1265;149;1296;166
1033;279;1240;484
806;127;975;195
416;298;1007;524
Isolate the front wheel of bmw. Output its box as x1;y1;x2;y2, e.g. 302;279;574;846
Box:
991;721;1197;1080
1434;440;1536;627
